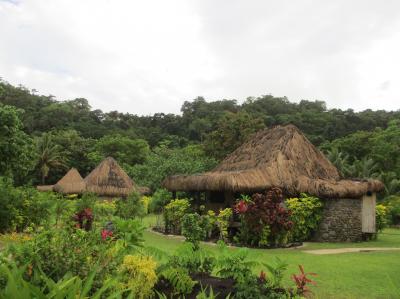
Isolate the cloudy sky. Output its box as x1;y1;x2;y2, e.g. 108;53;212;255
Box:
1;0;400;115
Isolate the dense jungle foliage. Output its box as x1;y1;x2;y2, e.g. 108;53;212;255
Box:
1;79;399;198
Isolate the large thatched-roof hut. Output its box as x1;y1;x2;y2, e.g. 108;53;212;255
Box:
163;124;384;242
84;157;138;198
53;168;86;195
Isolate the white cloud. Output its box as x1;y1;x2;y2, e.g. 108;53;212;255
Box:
0;0;400;114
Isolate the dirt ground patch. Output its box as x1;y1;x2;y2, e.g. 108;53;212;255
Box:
303;247;400;255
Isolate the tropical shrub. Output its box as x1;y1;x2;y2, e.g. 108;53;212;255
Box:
0;262;118;299
202;210;217;239
113;218;145;248
118;255;157;299
385;196;400;225
181;213;206;249
7;227;107;281
0;178;52;233
216;208;232;241
164;199;190;234
159;267;197;296
376;204;388;232
234;188;293;246
286;194;323;241
141;196;151;214
94;200;116;219
149;188;172;213
166;242;215;275
115;192;145;219
73;208;93;231
291;265;317;297
75;192;97;212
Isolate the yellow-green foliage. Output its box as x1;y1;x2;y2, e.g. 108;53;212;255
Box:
286;194;323;242
141;196;151;214
217;208;232;241
94;200;116;218
118;255;157;299
164;199;190;234
376;204;388;232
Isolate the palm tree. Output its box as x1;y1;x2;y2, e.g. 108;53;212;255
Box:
350;157;380;179
326;148;351;177
37;133;68;184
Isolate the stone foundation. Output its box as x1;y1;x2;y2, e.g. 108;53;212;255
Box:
314;198;362;242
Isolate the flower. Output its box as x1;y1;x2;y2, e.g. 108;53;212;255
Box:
101;229;113;241
234;200;248;214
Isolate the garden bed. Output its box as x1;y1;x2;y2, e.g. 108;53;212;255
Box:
155;273;235;298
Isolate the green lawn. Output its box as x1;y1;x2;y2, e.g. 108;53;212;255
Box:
143;215;400;299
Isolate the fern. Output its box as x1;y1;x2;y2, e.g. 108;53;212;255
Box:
160;267;197;295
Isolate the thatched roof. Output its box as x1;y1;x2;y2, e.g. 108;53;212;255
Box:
53;168;86;194
37;185;54;192
84;157;138;197
163;125;384;199
138;186;151;195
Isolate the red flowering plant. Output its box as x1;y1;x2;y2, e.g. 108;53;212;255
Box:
235;187;293;246
291;265;317;297
101;229;113;241
72;208;94;231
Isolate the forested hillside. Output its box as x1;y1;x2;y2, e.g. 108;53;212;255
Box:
0;79;399;197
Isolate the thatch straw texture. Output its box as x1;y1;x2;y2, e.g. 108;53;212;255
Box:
138;186;151;195
37;185;54;192
163;125;384;199
53;168;86;194
84;157;137;197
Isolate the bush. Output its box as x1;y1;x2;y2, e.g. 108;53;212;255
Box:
0;177;52;233
385;196;400;225
181;213;206;249
94;200;116;219
286;193;323;241
141;196;151;214
75;192;97;212
164;199;190;234
376;204;388;232
7;227;106;281
118;255;157;299
216;208;232;242
115;192;145;219
235;188;293;246
149;188;172;213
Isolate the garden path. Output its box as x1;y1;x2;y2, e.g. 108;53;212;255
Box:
303;247;400;255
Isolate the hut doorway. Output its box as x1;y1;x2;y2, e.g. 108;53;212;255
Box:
362;193;376;233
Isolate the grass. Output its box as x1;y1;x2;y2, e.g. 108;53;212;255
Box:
142;214;400;299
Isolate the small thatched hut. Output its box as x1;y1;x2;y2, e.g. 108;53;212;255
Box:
84;157;138;198
163;124;384;242
53;168;86;195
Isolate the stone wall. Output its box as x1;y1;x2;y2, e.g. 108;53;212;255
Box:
314;198;363;242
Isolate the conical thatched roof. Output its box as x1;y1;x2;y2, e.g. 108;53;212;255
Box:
163;125;384;199
53;168;86;194
84;157;137;197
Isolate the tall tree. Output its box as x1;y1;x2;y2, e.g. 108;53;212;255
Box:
36;133;68;184
0;104;36;184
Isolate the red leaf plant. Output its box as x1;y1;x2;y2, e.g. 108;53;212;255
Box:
240;187;293;243
259;270;267;283
234;200;248;214
291;265;317;297
73;208;94;231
